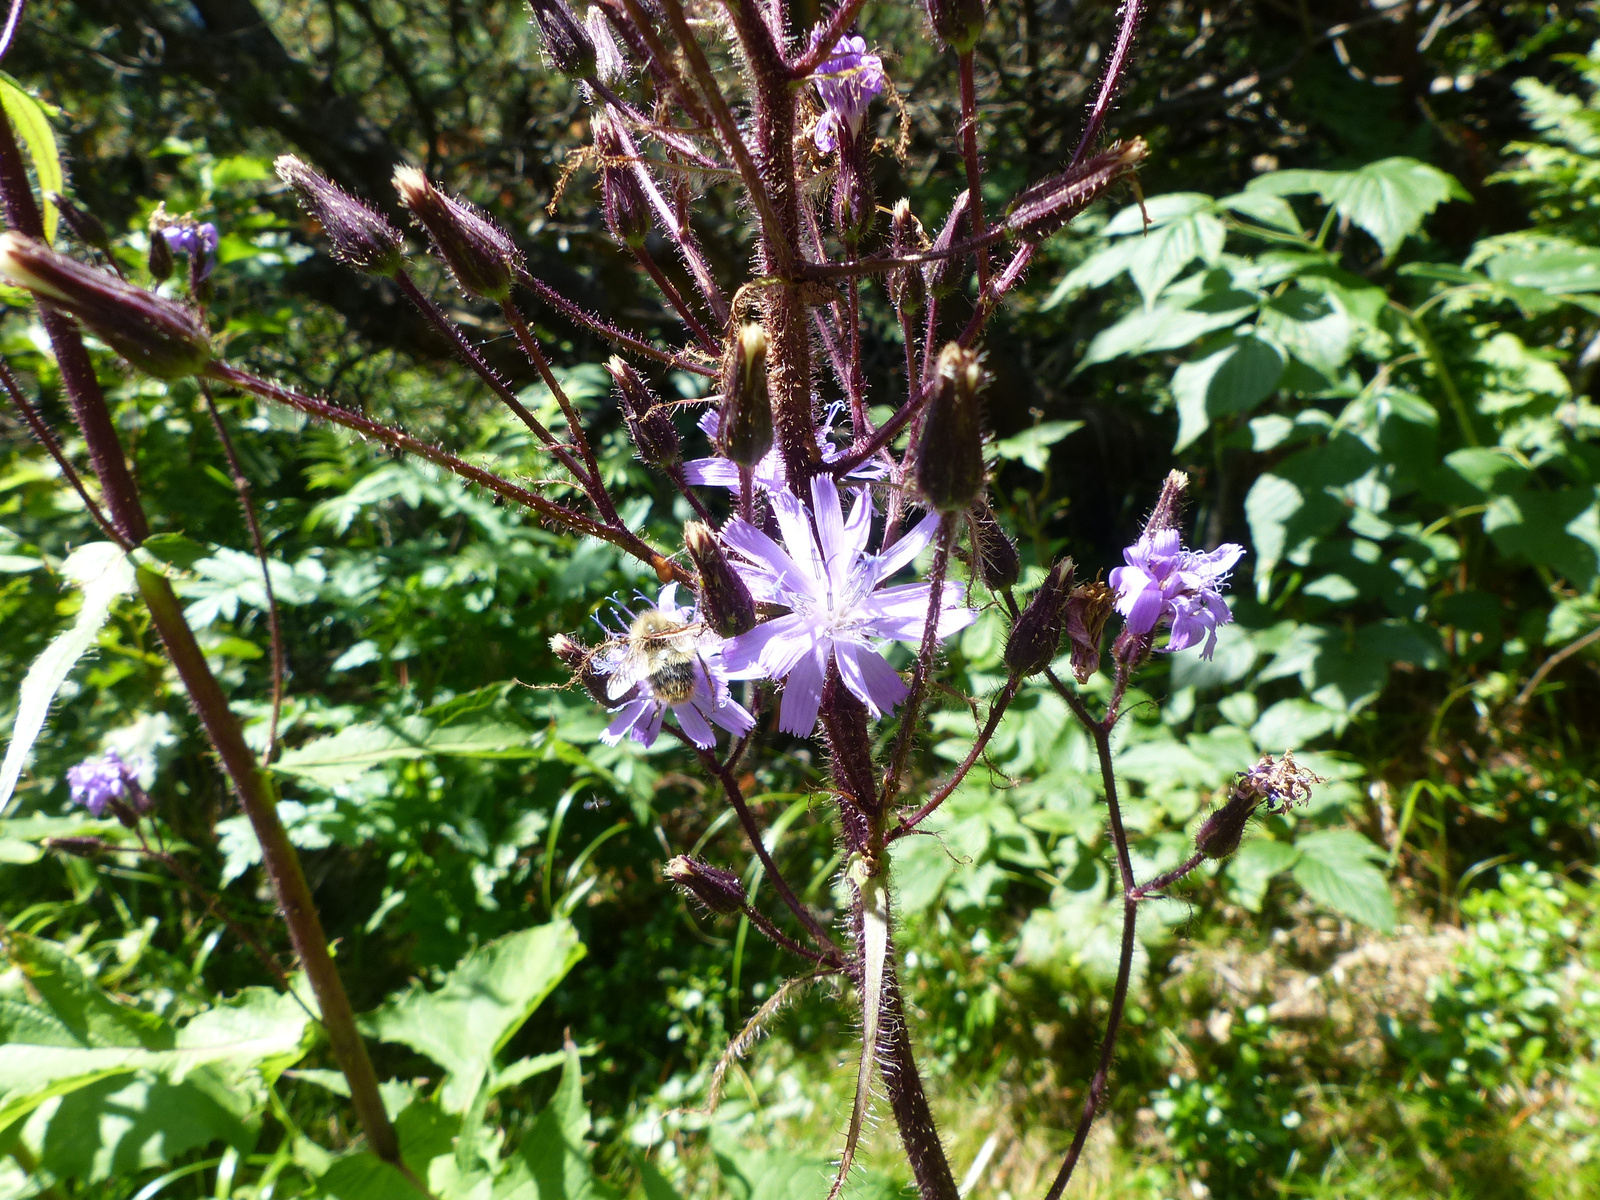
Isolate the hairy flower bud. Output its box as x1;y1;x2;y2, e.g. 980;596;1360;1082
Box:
832;137;875;243
1063;580;1114;684
925;0;986;51
1195;752;1322;860
0;233;210;378
970;505;1021;592
685;521;757;637
147;225;173;282
593;113;650;248
529;0;597;79
1146;469;1189;535
608;356;679;466
665;855;747;915
1003;557;1075;680
393;167;521;300
718;323;773;468
49;193;111;256
923;189;970;300
888;198;928;316
1004;139;1148;243
550;633;616;707
276;156;404;276
914;343;986;513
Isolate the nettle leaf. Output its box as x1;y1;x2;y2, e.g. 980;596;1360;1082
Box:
992;420;1083;471
0;542;136;815
1171;334;1284;451
362;921;584;1113
1249;158;1468;257
1291;829;1396;932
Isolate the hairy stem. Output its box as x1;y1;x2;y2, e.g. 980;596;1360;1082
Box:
892;676;1018;835
957;51;989;291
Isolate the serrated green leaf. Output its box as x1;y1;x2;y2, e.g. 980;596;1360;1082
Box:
1291;829;1395;932
992;420;1083;471
1248;158;1468;257
1171;334;1284;451
272;717;539;785
1078;300;1253;368
0;73;62;243
1225;838;1301;912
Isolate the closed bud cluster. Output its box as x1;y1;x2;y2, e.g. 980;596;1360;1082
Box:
276;156;404;276
1004;557;1074;679
1004;139;1148;243
664;855;747;915
970;505;1020;592
529;0;597;79
49;193;111;256
1062;581;1114;684
393;167;521;300
0;233;210;379
550;633;615;707
718;323;773;467
685;521;757;637
593;113;650;248
925;0;987;51
608;356;679;466
1195;752;1323;860
888;198;928;316
914;343;986;513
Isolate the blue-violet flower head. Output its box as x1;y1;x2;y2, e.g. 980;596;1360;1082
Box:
594;583;755;750
811;35;886;154
159;222;220;281
682;406;884;495
66;750;133;818
721;476;976;736
1109;528;1244;659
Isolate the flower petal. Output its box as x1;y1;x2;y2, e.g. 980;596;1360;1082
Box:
723;613;817;680
863;510;942;588
673;699;716;748
834;641;908;719
776;646;828;736
706;692;756;737
723;517;821;605
601;697;656;746
772;487;827;589
681;456;741;489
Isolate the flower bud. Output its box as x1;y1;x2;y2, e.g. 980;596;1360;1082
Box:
1193;793;1256;861
665;855;747;915
1004;139;1148;243
0;233;211;379
1062;580;1114;684
276;156;405;277
923;190;970;300
393;167;521;300
1003;557;1074;680
529;0;597;79
593;113;650;249
550;633;616;707
1195;753;1322;861
925;0;986;51
1145;469;1189;536
147;226;173;282
685;521;756;637
888;198;928;316
970;505;1020;592
718;323;773;468
49;193;111;256
607;356;679;466
832;137;875;243
914;343;986;513
44;836;110;858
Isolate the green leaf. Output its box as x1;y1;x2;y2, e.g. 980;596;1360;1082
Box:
1171;334;1284;451
1249;158;1468;256
5;934;173;1049
363;921;584;1113
1079;299;1254;368
0;542;136;815
136;533;212;573
992;420;1083;471
1097;194;1228;303
317;1152;418;1200
519;1045;616;1200
1250;699;1342;751
1291;829;1395;932
273;717;539;786
1225;838;1301;912
1483;245;1600;293
0;73;63;244
1257;289;1354;378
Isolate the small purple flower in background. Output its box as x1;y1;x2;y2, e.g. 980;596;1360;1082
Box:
681;407;884;495
159;221;220;281
66;750;134;818
595;583;755;750
811;35;886;154
1109;528;1244;659
722;477;975;736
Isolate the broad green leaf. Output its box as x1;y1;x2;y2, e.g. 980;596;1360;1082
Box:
1243;473;1302;594
1483;245;1600;293
1225;838;1301;912
0;543;136;815
1217;190;1303;234
520;1045;616;1200
363;921;584;1113
992;420;1083;471
1291;829;1396;932
1250;699;1342;751
0;73;62;243
1078;300;1253;368
273;717;539;786
1171;334;1284;451
1249;158;1468;257
318;1152;417;1200
4;934;173;1049
1257;290;1353;378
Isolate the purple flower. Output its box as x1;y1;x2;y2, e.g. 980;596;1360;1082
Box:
681;407;884;495
160;222;220;281
721;477;975;736
811;35;886;154
1109;528;1244;659
66;751;133;818
594;583;755;750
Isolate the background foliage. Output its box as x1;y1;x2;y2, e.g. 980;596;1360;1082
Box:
4;1;1600;1197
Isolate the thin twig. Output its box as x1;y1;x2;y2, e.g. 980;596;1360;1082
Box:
892;677;1019;835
